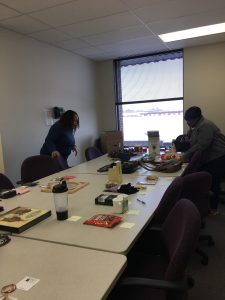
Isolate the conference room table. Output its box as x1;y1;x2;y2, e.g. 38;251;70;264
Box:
1;172;172;255
0;156;184;300
0;236;126;300
61;154;185;177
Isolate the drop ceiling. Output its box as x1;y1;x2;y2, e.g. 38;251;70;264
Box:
0;0;225;61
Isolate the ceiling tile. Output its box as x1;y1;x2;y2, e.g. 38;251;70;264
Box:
133;0;225;23
82;25;152;45
72;46;104;56
59;12;141;38
148;8;225;35
121;0;173;10
0;3;19;20
0;0;225;60
51;38;90;50
30;0;127;27
96;35;169;53
29;28;71;43
0;15;50;34
0;0;70;13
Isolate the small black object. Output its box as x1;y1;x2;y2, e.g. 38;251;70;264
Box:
52;180;68;193
97;161;138;174
97;163;115;172
117;183;139;195
0;206;4;212
0;190;17;199
53;106;65;119
95;194;117;206
0;234;11;247
122;161;139;174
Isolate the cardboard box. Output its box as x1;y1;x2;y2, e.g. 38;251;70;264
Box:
101;131;123;153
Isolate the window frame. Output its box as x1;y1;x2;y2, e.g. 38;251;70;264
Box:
113;49;184;147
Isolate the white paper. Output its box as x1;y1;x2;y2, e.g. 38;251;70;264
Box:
17;276;40;291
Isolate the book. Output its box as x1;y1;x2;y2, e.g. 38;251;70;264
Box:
0;206;51;233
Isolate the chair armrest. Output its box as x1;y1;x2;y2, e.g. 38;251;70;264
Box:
118;276;188;292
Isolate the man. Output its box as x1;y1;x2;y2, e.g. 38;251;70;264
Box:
182;106;225;215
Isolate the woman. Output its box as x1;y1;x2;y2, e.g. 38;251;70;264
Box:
40;110;79;163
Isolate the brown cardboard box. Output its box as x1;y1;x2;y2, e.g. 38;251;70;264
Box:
100;131;123;154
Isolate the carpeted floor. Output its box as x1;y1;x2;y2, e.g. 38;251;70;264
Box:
188;204;225;300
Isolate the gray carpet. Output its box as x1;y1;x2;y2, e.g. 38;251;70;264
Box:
188;204;225;300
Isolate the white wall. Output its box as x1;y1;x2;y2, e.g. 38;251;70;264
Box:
0;28;100;184
97;60;117;131
184;42;225;133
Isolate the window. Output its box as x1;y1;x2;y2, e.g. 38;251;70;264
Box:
114;50;183;147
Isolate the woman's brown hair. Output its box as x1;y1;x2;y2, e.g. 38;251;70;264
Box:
60;110;79;131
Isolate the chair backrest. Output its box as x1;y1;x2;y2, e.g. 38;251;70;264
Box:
180;171;212;218
151;176;183;225
181;150;202;176
0;173;15;190
162;198;201;281
85;146;103;161
53;155;69;171
21;155;60;183
94;138;103;154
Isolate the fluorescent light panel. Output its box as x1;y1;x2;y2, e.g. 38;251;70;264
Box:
159;22;225;42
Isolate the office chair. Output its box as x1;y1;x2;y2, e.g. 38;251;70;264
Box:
181;150;202;176
52;155;69;171
150;176;183;226
0;173;15;190
131;177;183;253
108;199;201;300
94;137;103;154
85;146;103;161
20;155;60;183
180;171;214;265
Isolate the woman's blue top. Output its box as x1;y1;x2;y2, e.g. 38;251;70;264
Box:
40;121;75;160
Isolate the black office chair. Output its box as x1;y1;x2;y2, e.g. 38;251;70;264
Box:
150;176;183;226
53;155;69;171
85;146;103;161
180;171;214;265
181;150;202;176
108;199;201;300
20;155;61;183
94;137;103;154
0;173;15;191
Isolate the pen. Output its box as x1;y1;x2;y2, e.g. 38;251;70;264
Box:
137;198;146;204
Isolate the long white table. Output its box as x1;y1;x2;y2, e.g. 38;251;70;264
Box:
1;173;171;254
61;154;184;177
0;236;126;300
